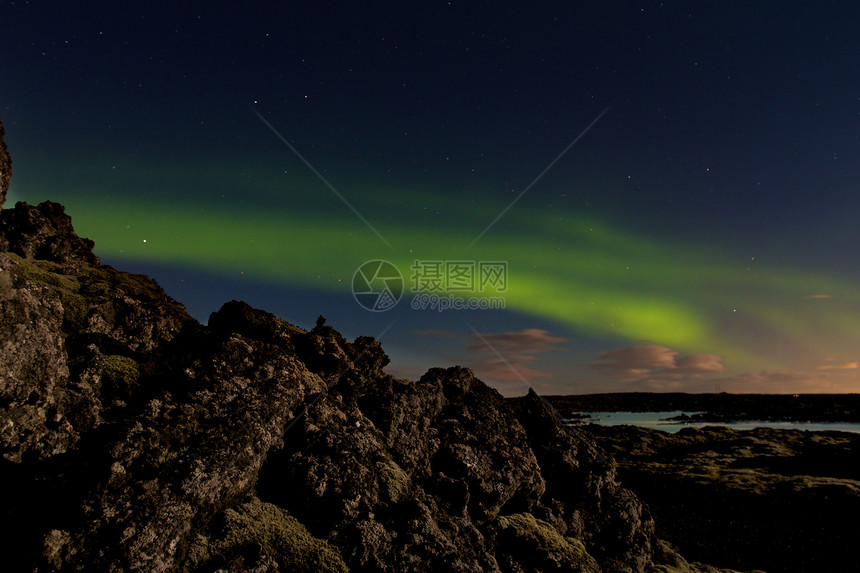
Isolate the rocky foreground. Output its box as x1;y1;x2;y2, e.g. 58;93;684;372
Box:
582;424;860;573
0;121;749;572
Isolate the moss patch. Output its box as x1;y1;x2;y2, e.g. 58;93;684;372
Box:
376;459;411;504
9;254;88;333
81;266;172;305
12;256;79;291
186;497;347;572
100;354;141;401
494;512;600;572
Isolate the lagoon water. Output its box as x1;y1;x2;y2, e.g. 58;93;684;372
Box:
571;411;860;434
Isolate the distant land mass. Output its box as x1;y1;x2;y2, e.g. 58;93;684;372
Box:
546;392;860;423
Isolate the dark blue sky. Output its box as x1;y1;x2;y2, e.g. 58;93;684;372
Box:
3;1;859;394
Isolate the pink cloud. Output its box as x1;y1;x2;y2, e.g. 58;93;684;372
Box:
589;344;726;387
816;362;858;370
583;345;860;393
676;353;726;373
466;328;566;391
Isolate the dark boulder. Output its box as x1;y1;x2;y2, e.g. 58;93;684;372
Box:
0;201;99;268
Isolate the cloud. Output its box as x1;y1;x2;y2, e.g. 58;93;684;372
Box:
466;329;566;389
583;346;860;393
676;353;727;372
816;362;858;370
588;344;726;388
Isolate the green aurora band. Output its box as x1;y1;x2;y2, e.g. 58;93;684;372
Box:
9;155;859;375
42;188;858;375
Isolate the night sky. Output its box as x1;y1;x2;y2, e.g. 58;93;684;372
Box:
3;2;859;395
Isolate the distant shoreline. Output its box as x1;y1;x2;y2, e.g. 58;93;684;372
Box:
557;411;860;434
542;392;860;423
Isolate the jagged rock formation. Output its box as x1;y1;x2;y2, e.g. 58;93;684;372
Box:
0;124;745;572
0;200;99;267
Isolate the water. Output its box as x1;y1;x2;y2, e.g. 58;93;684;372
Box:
566;411;860;434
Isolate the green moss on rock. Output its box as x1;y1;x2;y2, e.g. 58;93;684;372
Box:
81;265;171;303
494;512;600;572
376;459;411;504
13;256;79;291
9;253;88;333
187;497;347;572
100;355;140;400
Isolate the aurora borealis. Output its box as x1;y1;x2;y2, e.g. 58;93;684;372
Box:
2;2;859;394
